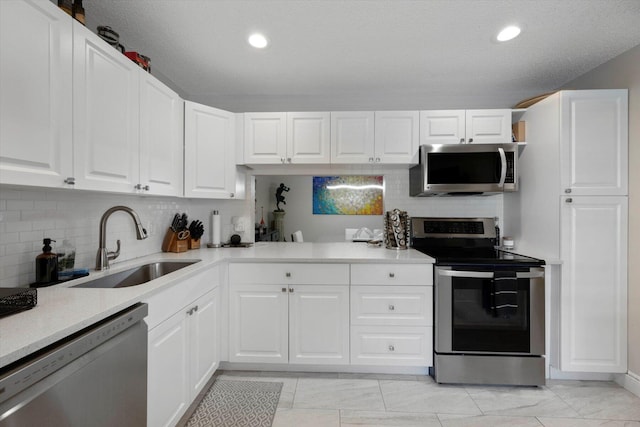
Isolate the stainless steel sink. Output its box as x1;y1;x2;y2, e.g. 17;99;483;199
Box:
73;261;200;289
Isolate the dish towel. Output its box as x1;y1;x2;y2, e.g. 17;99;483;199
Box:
492;271;518;317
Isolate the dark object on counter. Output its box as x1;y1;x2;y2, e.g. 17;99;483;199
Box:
30;271;90;288
0;288;37;319
230;234;242;245
188;220;204;240
35;238;58;285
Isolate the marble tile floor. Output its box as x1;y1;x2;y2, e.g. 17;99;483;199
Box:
213;370;640;427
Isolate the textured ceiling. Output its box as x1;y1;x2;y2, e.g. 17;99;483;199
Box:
83;0;640;112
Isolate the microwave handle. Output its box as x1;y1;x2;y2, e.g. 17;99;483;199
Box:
498;147;507;187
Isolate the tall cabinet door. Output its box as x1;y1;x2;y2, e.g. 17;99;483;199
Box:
139;73;183;196
419;110;465;145
189;287;219;396
331;111;375;163
184;101;236;198
560;196;628;372
0;0;73;188
374;111;419;163
289;285;350;365
286;112;330;164
228;284;289;363
73;21;140;193
560;90;628;196
244;113;287;164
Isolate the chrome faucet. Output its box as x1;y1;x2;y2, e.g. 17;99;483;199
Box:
96;206;148;270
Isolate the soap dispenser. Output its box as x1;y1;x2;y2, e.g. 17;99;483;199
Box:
36;238;58;284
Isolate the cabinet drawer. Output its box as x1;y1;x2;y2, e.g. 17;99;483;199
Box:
351;286;432;326
229;263;349;285
351;326;432;366
351;263;432;286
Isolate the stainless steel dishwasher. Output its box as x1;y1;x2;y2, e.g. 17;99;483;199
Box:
0;303;148;426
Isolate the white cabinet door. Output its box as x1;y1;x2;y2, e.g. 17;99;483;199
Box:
244;112;286;164
148;310;190;427
419;110;465;145
374;111;419;163
560;196;627;373
560;90;628;196
189;287;219;396
331;111;375;163
139;73;183;196
465;109;512;144
286;112;330;163
73;21;140;193
228;284;289;363
184;101;236;198
0;0;73;188
289;285;349;365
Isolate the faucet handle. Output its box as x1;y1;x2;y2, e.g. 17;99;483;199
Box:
108;239;121;261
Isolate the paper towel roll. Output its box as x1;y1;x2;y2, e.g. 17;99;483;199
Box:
211;210;221;247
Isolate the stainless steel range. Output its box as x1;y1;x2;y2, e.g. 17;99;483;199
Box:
411;217;545;386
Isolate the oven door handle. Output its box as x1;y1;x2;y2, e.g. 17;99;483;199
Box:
498;147;507;187
437;270;544;279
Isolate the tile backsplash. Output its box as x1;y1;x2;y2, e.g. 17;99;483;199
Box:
0;186;250;288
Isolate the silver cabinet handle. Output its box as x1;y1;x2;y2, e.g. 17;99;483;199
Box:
281;287;287;292
194;305;198;312
230;193;235;198
143;185;150;191
375;157;380;162
134;183;142;190
459;138;465;143
281;158;285;163
388;345;395;351
566;198;573;203
565;188;572;194
368;157;374;162
289;288;294;293
468;138;474;143
285;272;291;278
64;177;75;185
389;272;395;278
287;158;292;163
389;304;395;311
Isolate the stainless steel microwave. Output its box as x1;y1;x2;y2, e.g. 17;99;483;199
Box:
409;143;518;196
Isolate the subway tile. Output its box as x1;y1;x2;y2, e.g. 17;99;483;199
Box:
6;200;34;211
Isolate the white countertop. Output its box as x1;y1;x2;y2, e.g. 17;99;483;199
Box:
0;242;433;368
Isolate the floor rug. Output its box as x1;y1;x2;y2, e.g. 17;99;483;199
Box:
186;379;283;427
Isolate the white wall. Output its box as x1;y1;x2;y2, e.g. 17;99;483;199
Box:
0;184;252;288
559;43;640;378
255;168;503;243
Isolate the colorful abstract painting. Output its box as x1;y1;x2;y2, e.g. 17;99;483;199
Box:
313;176;384;215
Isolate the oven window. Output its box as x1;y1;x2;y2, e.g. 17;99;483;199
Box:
451;276;530;353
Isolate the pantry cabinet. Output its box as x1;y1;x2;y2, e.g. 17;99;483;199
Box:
184;101;236;198
0;0;73;188
228;263;350;365
145;267;220;427
420;109;511;145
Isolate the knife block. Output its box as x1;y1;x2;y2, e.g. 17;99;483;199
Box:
161;228;188;253
188;238;200;250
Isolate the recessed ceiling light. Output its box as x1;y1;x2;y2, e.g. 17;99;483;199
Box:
248;33;268;49
496;25;521;42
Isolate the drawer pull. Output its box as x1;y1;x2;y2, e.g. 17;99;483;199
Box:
388;304;395;311
282;287;287;293
389;273;395;278
286;272;291;278
289;288;294;293
388;345;395;352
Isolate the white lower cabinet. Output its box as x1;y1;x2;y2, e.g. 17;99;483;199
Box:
350;264;433;367
228;263;350;365
145;268;220;427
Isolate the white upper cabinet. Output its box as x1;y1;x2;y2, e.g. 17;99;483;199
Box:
139;73;184;196
331;111;375;163
420;109;511;144
184;101;237;199
374;111;420;163
244;112;287;164
0;0;73;188
560;90;628;196
419;110;466;145
72;21;140;193
287;112;331;163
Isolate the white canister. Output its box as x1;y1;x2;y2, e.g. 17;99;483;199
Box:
502;236;515;250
